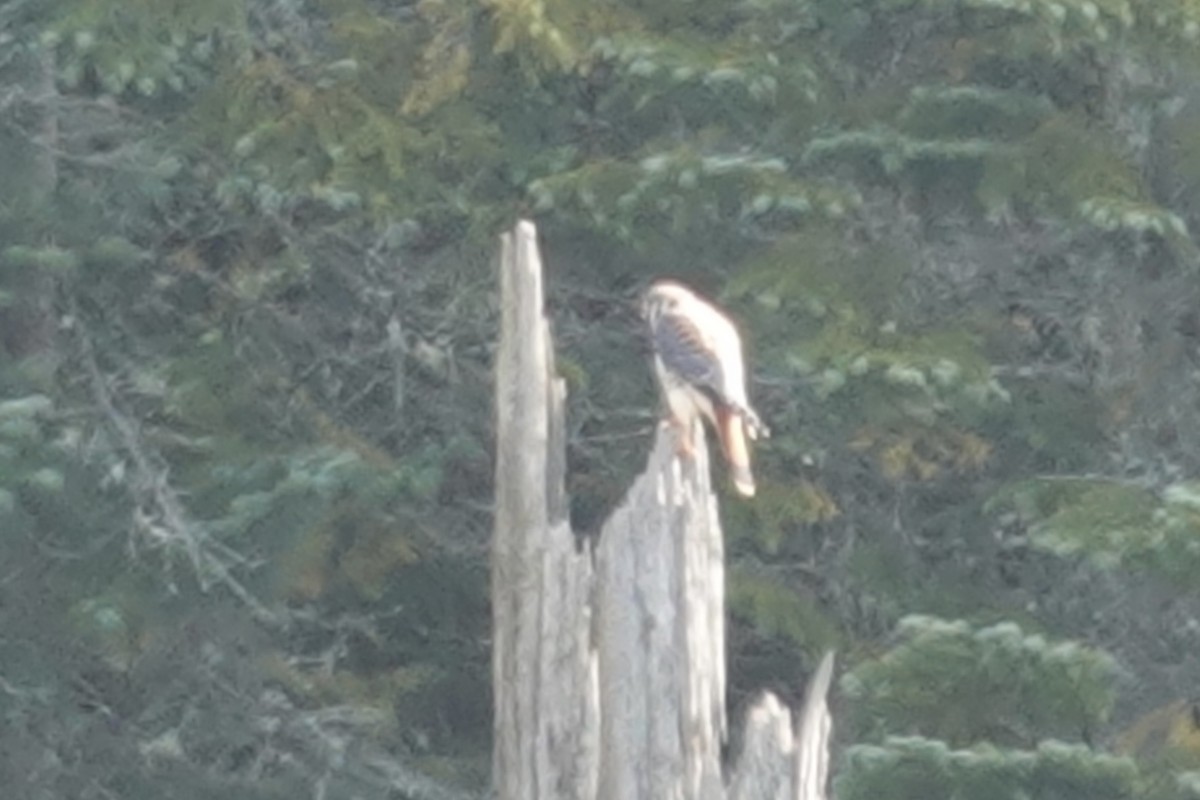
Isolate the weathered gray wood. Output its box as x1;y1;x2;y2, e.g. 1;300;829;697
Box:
728;652;835;800
794;651;835;800
492;219;834;800
729;693;797;800
493;220;597;800
594;422;725;800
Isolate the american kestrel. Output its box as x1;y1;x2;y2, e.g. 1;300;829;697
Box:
641;280;768;497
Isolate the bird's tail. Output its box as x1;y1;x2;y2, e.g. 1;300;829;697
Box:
717;406;756;497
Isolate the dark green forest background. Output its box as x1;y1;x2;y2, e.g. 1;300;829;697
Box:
4;0;1200;797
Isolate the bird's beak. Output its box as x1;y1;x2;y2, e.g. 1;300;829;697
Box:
628;282;653;319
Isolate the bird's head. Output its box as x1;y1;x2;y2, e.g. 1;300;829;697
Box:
639;280;692;322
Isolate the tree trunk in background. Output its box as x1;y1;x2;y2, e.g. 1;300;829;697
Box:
492;220;833;800
30;44;59;203
1;42;60;361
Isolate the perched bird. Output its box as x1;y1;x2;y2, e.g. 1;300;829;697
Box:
640;280;768;497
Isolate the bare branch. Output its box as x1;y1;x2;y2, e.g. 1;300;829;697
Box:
73;308;281;627
387;314;407;417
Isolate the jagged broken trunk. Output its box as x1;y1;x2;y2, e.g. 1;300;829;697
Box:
491;220;831;800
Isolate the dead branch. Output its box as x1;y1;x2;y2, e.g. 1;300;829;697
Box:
73;309;280;627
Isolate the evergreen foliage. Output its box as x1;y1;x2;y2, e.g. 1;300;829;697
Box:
994;477;1200;589
2;0;1200;793
838;736;1140;800
843;616;1116;746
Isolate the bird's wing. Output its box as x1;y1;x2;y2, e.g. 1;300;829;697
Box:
650;305;727;403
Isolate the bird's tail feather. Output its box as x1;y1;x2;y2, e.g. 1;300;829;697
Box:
729;463;756;497
718;406;757;497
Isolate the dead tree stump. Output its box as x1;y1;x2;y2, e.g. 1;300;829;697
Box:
492;220;833;800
